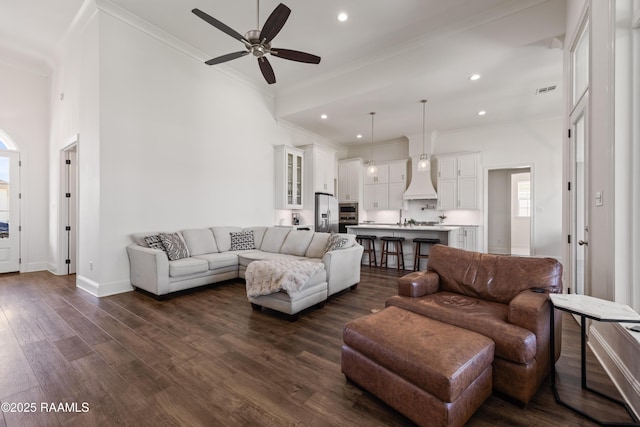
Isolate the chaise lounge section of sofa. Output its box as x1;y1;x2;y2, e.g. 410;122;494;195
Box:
126;226;364;299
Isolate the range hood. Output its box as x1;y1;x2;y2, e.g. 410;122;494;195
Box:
403;155;438;200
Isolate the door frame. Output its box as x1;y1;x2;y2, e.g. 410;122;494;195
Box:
483;164;535;255
59;134;79;275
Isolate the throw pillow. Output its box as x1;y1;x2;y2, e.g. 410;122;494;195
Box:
230;230;255;251
159;232;190;260
324;233;349;254
144;235;166;252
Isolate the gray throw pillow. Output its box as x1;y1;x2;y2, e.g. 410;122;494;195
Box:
159;232;190;260
324;233;349;254
144;235;166;252
230;230;255;251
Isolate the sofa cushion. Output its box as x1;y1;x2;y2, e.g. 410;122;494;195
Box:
237;251;278;267
261;227;292;253
230;230;256;251
280;230;314;256
244;226;268;249
181;228;218;256
159;232;190;260
168;258;209;277
305;233;330;258
211;227;243;252
386;291;537;364
193;252;239;270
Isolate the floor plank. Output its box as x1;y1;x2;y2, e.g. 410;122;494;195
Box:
0;269;636;426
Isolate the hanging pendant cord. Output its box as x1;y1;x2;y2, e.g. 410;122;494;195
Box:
370;112;376;160
421;99;427;154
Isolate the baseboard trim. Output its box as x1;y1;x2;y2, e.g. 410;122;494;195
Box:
76;275;133;297
590;323;640;419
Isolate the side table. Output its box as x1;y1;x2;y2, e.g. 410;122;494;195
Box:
550;293;640;426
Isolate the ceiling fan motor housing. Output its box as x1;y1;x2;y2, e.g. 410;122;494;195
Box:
245;30;270;57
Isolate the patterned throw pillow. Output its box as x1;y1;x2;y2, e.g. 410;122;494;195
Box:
158;232;190;261
324;233;349;254
230;230;255;251
144;235;166;252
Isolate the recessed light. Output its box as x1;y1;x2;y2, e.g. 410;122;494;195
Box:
356;134;363;139
478;110;487;116
469;74;481;81
337;12;348;22
321;114;328;119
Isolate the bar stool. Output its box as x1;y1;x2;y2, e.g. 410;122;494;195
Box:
413;238;441;271
356;235;377;267
380;236;405;270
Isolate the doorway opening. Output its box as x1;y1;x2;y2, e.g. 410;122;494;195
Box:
487;166;532;256
0;129;21;273
61;138;78;275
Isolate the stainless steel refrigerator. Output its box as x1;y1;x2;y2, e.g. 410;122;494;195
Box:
315;192;339;233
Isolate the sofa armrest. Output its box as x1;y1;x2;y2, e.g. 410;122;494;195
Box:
397;271;440;298
126;244;170;295
509;290;562;361
322;244;364;296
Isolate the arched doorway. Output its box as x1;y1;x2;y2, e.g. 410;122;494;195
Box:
0;129;21;273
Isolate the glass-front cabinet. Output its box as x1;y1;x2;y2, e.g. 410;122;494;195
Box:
275;145;304;209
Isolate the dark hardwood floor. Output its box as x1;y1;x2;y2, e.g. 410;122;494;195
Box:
0;267;635;426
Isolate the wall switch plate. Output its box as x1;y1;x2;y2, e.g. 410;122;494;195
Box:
595;191;603;206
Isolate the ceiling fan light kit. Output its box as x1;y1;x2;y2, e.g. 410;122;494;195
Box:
192;2;321;84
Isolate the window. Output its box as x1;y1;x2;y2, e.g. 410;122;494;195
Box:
517;180;531;217
572;20;590;107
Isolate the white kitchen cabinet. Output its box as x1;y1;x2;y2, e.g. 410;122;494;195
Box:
303;144;336;203
363;159;407;210
274;145;304;209
437;153;479;210
462;227;477;251
338;158;363;203
364;183;389;210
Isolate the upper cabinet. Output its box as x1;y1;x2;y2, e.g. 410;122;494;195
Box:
338;158;363;203
275;145;304;209
363;159;408;210
436;153;479;210
303;144;336;195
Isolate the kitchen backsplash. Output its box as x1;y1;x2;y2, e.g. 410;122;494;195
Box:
363;201;482;225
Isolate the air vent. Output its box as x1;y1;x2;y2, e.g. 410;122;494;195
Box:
535;85;557;95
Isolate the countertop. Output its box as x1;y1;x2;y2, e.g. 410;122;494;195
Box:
346;224;460;232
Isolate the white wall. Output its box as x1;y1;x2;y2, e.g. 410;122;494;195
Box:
49;4;324;296
0;58;50;272
433;117;563;258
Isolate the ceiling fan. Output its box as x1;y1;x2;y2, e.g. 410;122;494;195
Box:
192;2;321;84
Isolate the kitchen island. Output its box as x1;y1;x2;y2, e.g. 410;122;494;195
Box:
346;224;461;270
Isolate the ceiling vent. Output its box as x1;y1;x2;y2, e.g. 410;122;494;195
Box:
535;85;557;95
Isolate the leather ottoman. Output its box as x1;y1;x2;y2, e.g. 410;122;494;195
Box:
341;306;494;427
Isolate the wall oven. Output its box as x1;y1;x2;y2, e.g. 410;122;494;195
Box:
339;203;358;233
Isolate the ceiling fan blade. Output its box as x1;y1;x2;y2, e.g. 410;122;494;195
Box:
260;3;291;44
271;48;321;64
192;8;249;45
205;51;249;65
258;57;276;84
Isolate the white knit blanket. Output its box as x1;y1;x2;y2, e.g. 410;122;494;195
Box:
245;259;325;298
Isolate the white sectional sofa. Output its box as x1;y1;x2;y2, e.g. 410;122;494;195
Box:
126;226;364;300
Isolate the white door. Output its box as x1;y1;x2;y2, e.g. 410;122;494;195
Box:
0;151;20;273
570;99;588;295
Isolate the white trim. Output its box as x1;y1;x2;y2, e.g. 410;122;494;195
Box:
23;262;49;272
76;275;133;297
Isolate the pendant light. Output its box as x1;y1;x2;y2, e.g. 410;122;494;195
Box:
366;112;378;176
417;99;430;171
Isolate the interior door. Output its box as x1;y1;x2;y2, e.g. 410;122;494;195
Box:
571;97;588;295
0;151;20;273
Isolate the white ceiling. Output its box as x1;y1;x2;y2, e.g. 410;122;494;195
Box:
0;0;566;146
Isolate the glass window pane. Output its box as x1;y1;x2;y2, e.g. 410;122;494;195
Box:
572;22;590;106
0;140;7;150
0;157;9;238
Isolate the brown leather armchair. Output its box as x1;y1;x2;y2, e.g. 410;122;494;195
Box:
386;244;563;404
